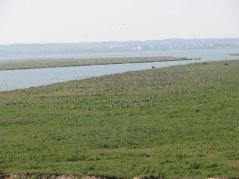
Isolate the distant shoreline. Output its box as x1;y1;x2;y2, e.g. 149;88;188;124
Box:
229;53;239;56
0;56;197;71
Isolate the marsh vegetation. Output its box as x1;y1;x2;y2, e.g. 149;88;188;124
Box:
0;60;239;178
0;56;187;71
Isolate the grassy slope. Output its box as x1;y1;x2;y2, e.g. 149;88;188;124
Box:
0;60;239;178
0;56;186;71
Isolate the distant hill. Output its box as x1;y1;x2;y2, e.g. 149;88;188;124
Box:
0;38;239;60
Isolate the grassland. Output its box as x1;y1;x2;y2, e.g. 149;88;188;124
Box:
0;56;189;71
0;60;239;178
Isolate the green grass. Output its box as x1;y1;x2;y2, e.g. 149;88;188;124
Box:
0;60;239;178
0;56;187;71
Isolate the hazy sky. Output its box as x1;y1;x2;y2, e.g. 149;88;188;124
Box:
0;0;239;44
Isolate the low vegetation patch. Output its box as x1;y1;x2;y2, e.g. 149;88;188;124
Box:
0;60;239;178
0;56;188;71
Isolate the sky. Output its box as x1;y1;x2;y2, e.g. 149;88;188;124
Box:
0;0;239;45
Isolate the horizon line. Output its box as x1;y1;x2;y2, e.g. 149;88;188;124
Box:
1;37;239;46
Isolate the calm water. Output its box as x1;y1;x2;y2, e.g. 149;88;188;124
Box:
0;48;238;92
1;48;239;62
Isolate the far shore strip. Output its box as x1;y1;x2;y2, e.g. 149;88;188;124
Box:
0;56;199;71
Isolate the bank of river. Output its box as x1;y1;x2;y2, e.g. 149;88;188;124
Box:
0;58;236;92
0;48;239;92
0;59;197;92
0;56;186;71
